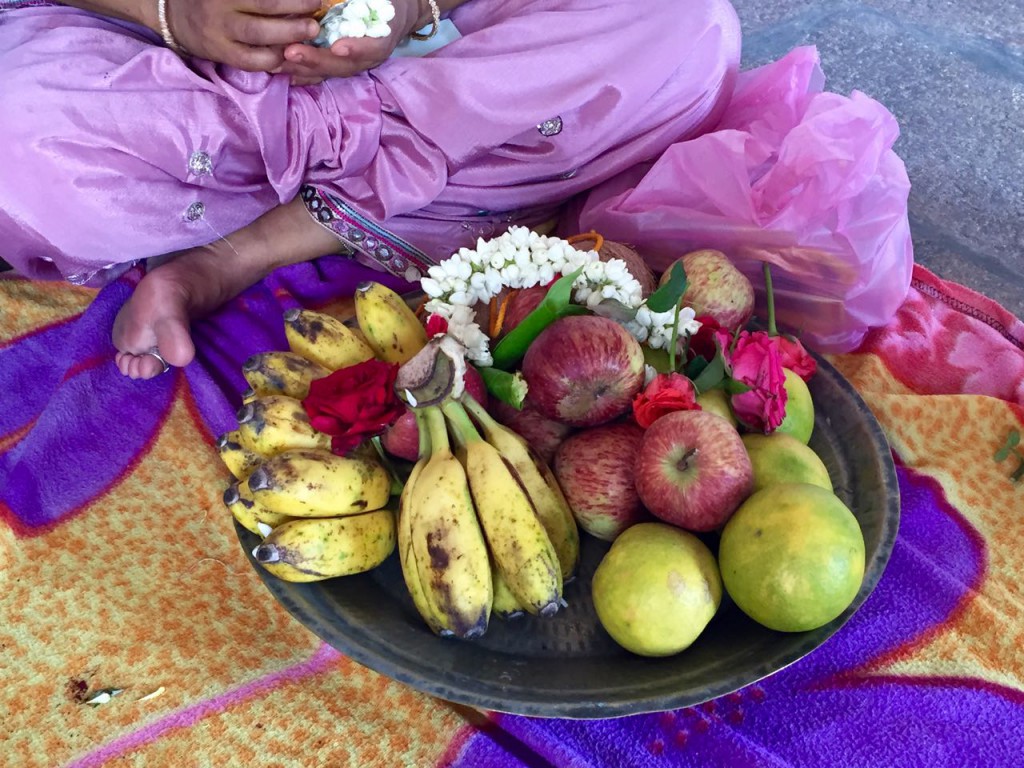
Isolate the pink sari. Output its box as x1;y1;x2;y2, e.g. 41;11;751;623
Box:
0;0;741;285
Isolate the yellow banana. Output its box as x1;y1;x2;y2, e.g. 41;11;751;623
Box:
442;400;562;617
241;388;259;405
224;480;293;535
354;281;428;364
397;410;446;634
462;395;579;580
252;509;396;582
407;405;492;638
491;562;526;619
283;307;375;371
242;351;331;400
247;448;390;517
216;430;262;480
235;395;330;457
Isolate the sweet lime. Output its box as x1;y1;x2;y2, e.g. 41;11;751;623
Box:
774;369;814;444
592;523;722;656
742;432;832;493
718;483;865;632
696;388;739;429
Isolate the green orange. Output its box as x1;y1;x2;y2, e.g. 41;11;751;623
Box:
718;483;865;632
741;432;832;493
592;523;721;656
774;368;815;443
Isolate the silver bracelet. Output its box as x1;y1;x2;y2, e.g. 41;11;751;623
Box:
157;0;186;55
409;0;440;40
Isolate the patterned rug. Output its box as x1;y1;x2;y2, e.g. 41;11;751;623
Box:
1;259;1022;766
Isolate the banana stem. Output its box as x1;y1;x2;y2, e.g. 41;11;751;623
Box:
413;408;432;461
370;436;404;496
422;406;451;457
461;393;499;437
441;399;483;450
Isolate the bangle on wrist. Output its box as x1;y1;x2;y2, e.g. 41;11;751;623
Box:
158;0;187;55
409;0;440;40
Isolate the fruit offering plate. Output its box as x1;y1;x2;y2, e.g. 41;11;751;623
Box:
236;348;899;719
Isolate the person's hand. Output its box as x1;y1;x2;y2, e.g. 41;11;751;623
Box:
277;0;425;84
168;0;325;72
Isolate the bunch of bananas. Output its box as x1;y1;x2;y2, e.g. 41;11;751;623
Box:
398;392;579;638
217;281;428;582
215;279;581;643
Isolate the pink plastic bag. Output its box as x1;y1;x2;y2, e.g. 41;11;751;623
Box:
571;46;913;352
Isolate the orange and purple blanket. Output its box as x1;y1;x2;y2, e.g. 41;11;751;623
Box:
1;260;1022;766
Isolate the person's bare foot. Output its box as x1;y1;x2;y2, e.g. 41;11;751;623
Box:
112;199;342;379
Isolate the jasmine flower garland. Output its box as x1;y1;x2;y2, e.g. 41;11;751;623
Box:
421;226;701;366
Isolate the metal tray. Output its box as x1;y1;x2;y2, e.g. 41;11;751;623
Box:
237;351;900;718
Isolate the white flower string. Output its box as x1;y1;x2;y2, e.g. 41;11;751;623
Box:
421;226;701;365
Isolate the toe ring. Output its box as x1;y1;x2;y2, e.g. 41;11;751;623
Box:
144;347;171;374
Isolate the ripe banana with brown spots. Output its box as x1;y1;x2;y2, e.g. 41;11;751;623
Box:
442;400;562;617
242;351;330;399
252;509;396;582
284;307;375;371
216;430;262;480
462;394;579;580
354;281;428;364
405;405;492;638
247;448;391;517
224;480;293;535
235;396;330;458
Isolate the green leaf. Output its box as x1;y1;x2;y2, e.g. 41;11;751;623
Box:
692;349;727;394
724;379;753;395
478;366;528;409
684;355;710;380
643;345;673;374
1009;429;1021;448
646;261;688;313
490;268;587;370
591;298;639;323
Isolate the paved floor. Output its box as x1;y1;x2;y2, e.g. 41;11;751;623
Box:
731;0;1024;319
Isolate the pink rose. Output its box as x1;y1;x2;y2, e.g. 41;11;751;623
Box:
632;373;701;428
724;331;788;433
773;335;817;381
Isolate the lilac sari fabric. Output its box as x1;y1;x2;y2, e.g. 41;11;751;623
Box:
0;0;741;283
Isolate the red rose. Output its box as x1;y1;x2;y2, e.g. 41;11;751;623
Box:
773;335;817;381
724;331;788;433
425;313;449;337
302;359;405;455
632;372;701;428
688;315;725;362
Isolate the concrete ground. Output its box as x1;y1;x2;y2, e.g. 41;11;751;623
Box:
731;0;1024;319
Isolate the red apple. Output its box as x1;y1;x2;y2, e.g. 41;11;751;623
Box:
489;397;574;466
634;410;753;532
554;422;649;541
521;315;645;428
501;286;548;333
661;249;754;331
382;366;488;461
